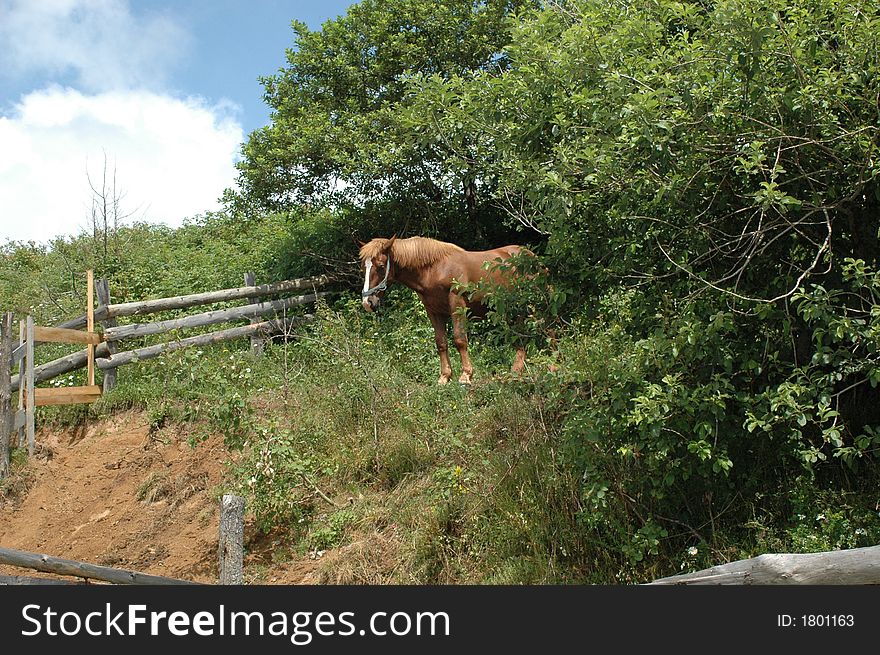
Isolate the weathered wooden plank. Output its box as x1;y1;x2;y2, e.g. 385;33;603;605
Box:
34;385;102;398
35;393;103;407
10;310;317;392
10;343;111;393
59;274;331;328
0;546;201;585
0;574;86;585
33;326;102;345
97;316;313;370
102;292;327;342
11;342;25;366
87;269;95;387
648;544;880;585
96;278;118;392
35;386;102;407
1;312;12;479
25;315;34;456
16;319;24;448
219;494;245;585
57;306;109;330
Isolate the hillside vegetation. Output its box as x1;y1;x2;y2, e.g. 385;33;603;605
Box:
2;0;879;583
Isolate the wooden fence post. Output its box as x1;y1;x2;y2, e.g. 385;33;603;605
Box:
219;494;245;585
0;312;12;479
16;319;24;448
86;270;95;387
244;273;264;356
25;315;34;457
95;278;118;392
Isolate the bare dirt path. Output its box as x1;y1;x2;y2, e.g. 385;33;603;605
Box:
0;412;226;583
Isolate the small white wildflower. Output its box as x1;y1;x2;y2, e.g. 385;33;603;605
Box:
855;528;867;536
816;513;826;521
687;546;698;556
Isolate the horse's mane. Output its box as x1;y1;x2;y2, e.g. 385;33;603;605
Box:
359;237;463;269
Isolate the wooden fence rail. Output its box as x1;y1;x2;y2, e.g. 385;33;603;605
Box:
96;316;312;370
9;343;109;393
101;292;327;342
1;496;243;584
1;574;84;585
0;546;201;585
58;274;331;329
648;544;880;585
2;271;331;472
8;276;331;393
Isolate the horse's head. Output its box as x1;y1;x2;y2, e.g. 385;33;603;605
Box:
359;235;396;312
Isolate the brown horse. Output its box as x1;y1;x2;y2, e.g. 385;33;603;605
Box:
359;235;529;385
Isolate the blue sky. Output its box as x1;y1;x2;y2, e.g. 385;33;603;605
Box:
0;0;355;244
133;0;355;136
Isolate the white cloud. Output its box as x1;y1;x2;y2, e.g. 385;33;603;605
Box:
0;86;244;244
0;0;190;91
0;0;245;244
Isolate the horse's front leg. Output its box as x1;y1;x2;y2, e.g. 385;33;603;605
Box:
427;311;454;385
451;305;474;385
511;347;526;375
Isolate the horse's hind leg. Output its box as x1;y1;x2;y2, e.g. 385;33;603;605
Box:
451;306;474;385
428;312;454;385
511;347;526;376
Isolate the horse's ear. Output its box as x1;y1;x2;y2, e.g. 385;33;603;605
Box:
385;234;397;251
357;240;366;247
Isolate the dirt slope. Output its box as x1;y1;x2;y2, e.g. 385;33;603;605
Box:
0;412;227;584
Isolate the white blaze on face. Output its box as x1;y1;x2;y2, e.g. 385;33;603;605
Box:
362;260;374;310
363;260;373;294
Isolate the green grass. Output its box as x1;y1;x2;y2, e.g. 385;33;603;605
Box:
22;295;880;584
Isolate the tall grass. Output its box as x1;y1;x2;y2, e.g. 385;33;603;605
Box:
27;292;880;584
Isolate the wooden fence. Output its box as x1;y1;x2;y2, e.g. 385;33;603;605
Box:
0;546;200;585
648;544;880;585
1;271;332;472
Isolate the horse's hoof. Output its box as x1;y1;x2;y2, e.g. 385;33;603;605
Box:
437;377;451;386
458;375;472;385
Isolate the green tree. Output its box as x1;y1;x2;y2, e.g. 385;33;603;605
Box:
232;0;536;248
401;0;880;557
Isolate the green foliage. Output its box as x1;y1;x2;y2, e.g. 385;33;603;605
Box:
307;509;357;552
746;257;880;467
232;420;326;533
232;0;536;248
0;212;292;322
454;251;567;355
392;0;880;577
5;0;880;584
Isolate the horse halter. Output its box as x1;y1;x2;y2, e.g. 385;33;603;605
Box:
362;255;391;298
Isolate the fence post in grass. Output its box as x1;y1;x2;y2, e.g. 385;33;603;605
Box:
219;494;245;585
244;273;264;356
16;319;24;448
86;270;95;388
25;315;34;457
95;278;118;393
1;312;12;479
